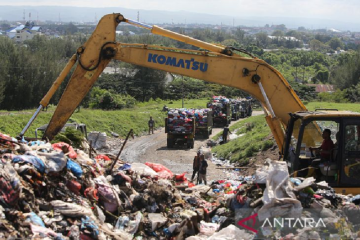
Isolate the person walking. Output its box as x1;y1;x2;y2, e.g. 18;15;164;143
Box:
222;125;232;143
191;151;201;183
148;116;155;134
198;154;208;185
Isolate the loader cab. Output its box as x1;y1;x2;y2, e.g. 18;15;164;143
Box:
284;110;360;195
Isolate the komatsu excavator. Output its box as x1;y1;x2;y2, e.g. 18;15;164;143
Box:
20;13;360;194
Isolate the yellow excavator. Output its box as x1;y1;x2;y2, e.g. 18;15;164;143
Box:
20;13;360;194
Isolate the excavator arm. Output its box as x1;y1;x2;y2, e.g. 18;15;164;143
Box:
22;13;309;154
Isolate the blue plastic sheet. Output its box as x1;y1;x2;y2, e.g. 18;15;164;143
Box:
81;216;99;239
12;155;46;173
66;159;83;178
26;212;45;227
119;163;131;171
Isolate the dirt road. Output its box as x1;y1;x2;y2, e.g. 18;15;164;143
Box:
114;111;263;181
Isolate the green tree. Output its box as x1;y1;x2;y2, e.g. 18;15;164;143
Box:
327;37;344;50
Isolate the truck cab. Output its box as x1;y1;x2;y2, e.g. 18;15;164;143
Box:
284;110;360;195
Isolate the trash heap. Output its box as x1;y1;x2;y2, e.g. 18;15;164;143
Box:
167;109;194;133
194;109;211;127
208;96;229;118
1;132;360;239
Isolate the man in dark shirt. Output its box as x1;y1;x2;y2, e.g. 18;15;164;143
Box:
223;125;232;143
148;116;154;134
191;151;201;183
198;155;208;185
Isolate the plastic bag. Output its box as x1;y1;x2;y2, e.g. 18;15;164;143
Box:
52;142;77;159
207;224;254;240
37;151;67;173
25;212;45;227
51;200;93;217
145;162;173;179
175;172;187;181
257;160;302;221
199;220;219;236
66;159;83;178
12;154;46;173
131;163;158;178
148;213;167;231
96;154;111;161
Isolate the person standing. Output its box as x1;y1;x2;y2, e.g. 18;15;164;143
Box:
148;116;155;134
223;125;232;143
191;151;201;183
198;154;208;185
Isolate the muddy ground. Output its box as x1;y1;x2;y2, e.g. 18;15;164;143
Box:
100;111;277;182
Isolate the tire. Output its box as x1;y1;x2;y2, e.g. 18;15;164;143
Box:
205;131;209;139
167;139;173;148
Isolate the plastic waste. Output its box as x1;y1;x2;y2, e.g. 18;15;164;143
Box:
66;159;83;178
211;215;219;223
95;154;111;161
148;213;167;231
208;224;255;240
52;142;77;159
175;172;187;181
131;162;158;178
12;155;46;173
25;212;45;227
290;178;301;186
199;220;219;236
81;216;99;239
163;228;171;236
145;162;173;179
127;211;142;235
119;163;132;171
37;151;67;173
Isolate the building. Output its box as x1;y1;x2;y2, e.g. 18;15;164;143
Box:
6;22;42;43
306;84;335;93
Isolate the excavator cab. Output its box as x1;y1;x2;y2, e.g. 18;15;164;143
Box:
284;110;360;195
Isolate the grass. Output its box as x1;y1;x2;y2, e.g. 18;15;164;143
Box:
211;115;273;164
306;102;360;112
0;98;209;138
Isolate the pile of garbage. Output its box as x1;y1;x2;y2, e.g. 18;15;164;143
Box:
207;96;230;118
194;109;211;127
167;109;194;133
1;132;360;239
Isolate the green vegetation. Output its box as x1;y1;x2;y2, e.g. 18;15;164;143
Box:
0;98;209;138
306;101;360;112
212;101;360;164
211;115;273;165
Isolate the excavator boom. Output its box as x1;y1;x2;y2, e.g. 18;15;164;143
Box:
22;13;311;153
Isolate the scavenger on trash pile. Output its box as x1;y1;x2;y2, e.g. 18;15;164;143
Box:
1;131;360;239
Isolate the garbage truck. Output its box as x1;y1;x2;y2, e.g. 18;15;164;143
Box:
207;101;231;127
230;101;241;120
20;12;360;194
239;99;252;118
165;109;195;148
194;109;213;138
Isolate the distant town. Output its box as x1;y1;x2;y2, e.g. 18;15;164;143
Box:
1;14;359;56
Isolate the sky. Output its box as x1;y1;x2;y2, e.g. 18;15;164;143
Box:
1;0;359;23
